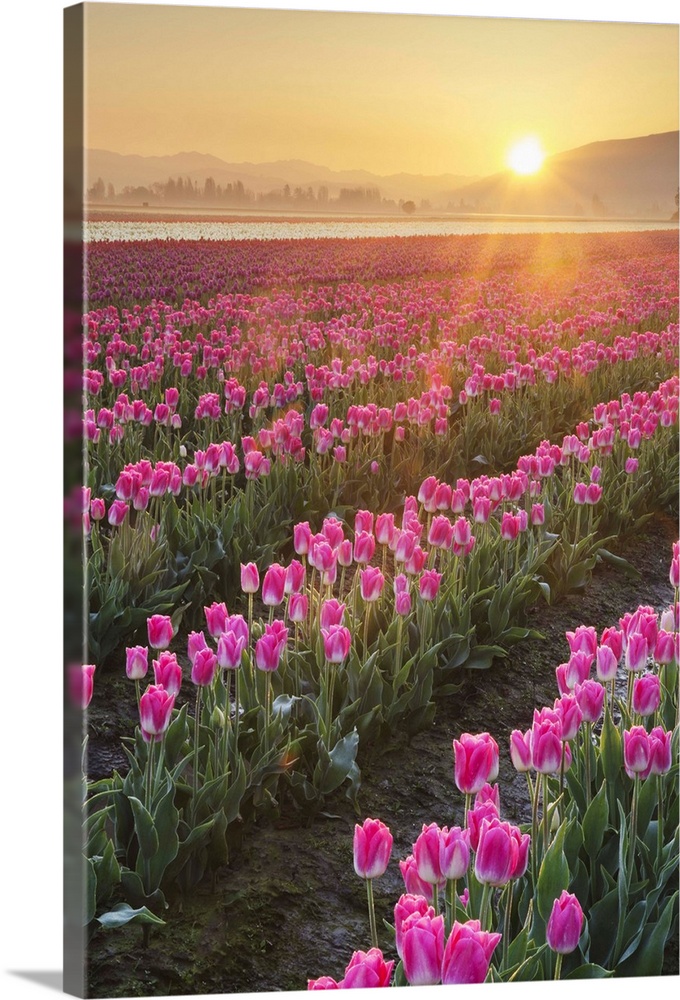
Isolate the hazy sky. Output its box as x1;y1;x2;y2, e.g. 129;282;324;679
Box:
83;2;679;176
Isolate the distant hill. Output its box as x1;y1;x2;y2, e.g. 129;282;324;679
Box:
85;148;478;207
447;132;679;219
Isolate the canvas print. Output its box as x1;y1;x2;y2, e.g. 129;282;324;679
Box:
64;2;680;996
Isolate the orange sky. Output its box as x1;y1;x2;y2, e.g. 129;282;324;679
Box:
83;3;679;176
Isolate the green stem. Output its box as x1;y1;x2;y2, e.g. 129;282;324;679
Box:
542;772;550;856
529;771;539;884
366;878;378;949
464;792;472;829
432;882;439;916
192;688;202;822
234;667;240;749
657;774;664;864
584;723;592;807
502;882;513;969
554;953;563;981
479;883;492;930
627;774;639;886
265;672;271;756
445;878;457;935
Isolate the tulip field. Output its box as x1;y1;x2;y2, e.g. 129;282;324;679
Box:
78;229;679;994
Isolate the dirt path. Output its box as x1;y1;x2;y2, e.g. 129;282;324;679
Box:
87;512;677;996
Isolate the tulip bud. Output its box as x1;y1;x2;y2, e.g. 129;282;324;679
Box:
339;948;394;989
147;614;174;650
453;732;499;794
353;818;393;880
632;674;661;717
401;912;445;986
441;919;501;984
240;561;259;594
546;891;584;954
125;645;148;680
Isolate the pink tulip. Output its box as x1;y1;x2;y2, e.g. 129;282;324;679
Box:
546;891;584;954
428;515;453;549
439;826;470;880
509;729;532;772
601;626;624;661
71;663;96;709
320;599;346;629
395;590;412;615
625;632;649;672
419;570;442;601
139;684;175;735
574;680;605;723
399;854;437;901
573;482;587;505
354;531;376;564
191;647;218;687
624;726;651;777
360;566;385;602
255;624;287;672
153;652;182;696
474;818;521;887
453;732;499;795
204;602;228;639
217;630;246;670
307;977;339;990
226;614;249;646
648;726;673;775
284;559;306;595
401;912;445;986
107;499;129;526
375;512;396;546
125;645;148;681
187;630;209;665
90;497;106;520
553;694;583;741
654;630;676;664
531;710;563;774
336;539;353;567
293;521;312;555
147;614;174;650
355;509;374;534
417;476;438;511
566;625;598;657
394;894;435;961
288;593;308;623
413;823;444;884
467;799;500;853
596;644;619;682
339;949;393;989
262;563;286;606
441;919;501;984
530;503;545;526
353;818;393;880
321;625;352;664
240;562;259;594
632;674;661;717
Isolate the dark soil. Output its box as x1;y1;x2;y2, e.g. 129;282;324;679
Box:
86;512;678;996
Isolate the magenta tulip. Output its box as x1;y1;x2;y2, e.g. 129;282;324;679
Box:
319;599;346;629
153;651;182;696
596;644;619;682
419;570;442;602
474;818;521;887
139;684;175;735
204;601;228;638
439;826;470;880
262;563;286;606
71;663;96;709
531;710;563;774
648;726;673;774
353;818;393;880
453;732;499;795
413;823;444;885
191;647;218;686
574;680;605;723
255;626;287;672
147;614;174;650
625;632;649;672
321;625;351;664
394;894;435;961
240;561;259;594
217;630;246;670
509;729;532;772
307;977;339;990
632;674;661;716
441;919;501;984
624;726;651;777
125;645;148;680
360;566;385;602
187;630;208;665
339;948;393;989
546;891;584;954
401;912;445;986
287;592;308;623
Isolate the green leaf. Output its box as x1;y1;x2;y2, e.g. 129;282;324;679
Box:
582;781;609;859
617;891;678;976
537;820;570;922
97;903;166;929
564;964;613;979
318;729;360;795
599;708;621;784
129;797;159;860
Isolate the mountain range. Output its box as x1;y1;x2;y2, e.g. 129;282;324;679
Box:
85;130;679;218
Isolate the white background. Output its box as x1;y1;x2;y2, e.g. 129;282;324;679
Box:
1;1;677;998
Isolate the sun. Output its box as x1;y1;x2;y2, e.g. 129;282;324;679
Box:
507;137;545;176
